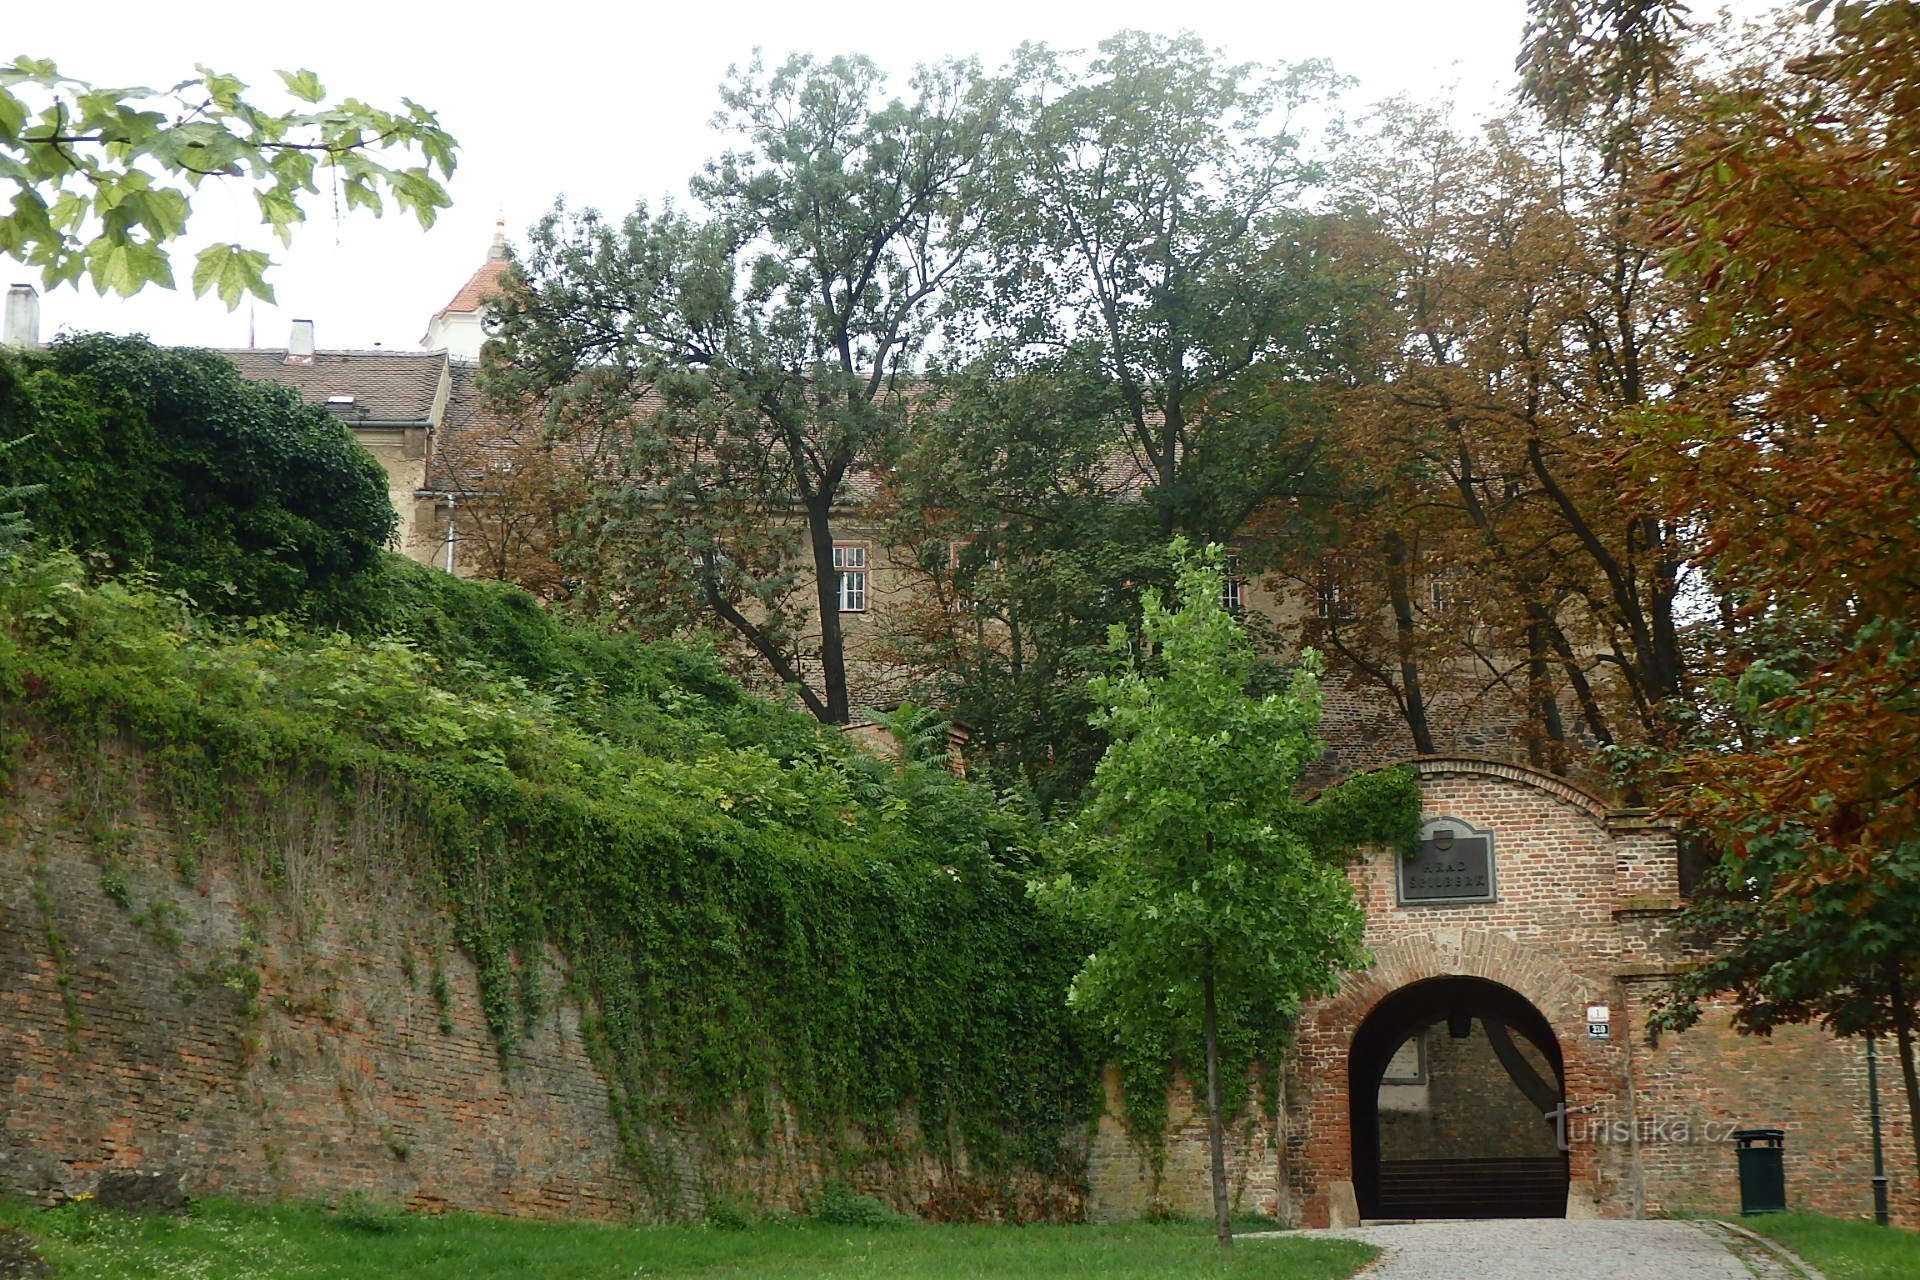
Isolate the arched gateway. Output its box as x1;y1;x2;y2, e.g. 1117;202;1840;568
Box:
1348;976;1567;1219
1285;758;1652;1227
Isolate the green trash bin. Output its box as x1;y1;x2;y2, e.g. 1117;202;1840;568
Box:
1732;1128;1787;1215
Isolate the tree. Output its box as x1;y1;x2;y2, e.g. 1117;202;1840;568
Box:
1284;52;1704;777
493;53;991;722
0;333;395;615
1042;544;1420;1247
876;358;1175;805
968;32;1354;545
1639;2;1920;1166
865;34;1362;793
1;58;455;305
1652;698;1920;1178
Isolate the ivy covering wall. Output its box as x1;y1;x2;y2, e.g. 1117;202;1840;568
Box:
0;551;1096;1213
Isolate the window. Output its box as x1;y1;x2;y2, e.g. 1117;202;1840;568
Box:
1314;564;1355;623
1220;554;1244;615
833;543;869;612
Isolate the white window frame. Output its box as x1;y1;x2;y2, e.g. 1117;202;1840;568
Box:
1314;562;1355;623
833;542;869;613
1220;553;1245;616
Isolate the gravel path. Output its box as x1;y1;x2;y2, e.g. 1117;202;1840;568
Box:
1267;1219;1759;1279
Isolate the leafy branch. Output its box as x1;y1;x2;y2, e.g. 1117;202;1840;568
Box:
0;58;457;305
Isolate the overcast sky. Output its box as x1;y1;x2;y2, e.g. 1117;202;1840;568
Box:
7;0;1769;351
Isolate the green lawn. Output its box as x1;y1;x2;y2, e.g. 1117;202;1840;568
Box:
1741;1211;1920;1280
0;1199;1376;1280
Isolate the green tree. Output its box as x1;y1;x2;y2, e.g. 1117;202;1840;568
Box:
879;359;1174;806
1;57;456;305
493;53;991;723
0;434;42;554
1043;544;1419;1246
968;32;1352;544
872;33;1361;794
0;333;395;615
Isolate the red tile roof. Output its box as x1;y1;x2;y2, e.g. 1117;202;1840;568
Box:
433;257;514;322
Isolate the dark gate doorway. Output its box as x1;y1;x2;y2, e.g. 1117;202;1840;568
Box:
1348;976;1568;1219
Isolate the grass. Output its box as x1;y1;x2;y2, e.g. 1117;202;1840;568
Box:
1737;1211;1920;1280
0;1198;1377;1280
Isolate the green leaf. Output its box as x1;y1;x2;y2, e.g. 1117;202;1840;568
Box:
0;87;27;142
196;65;248;108
341;176;382;215
191;243;275;308
277;69;326;104
254;187;305;243
88;239;142;296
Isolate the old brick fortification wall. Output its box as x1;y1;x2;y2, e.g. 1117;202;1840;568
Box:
1621;989;1918;1225
0;737;1071;1220
1083;1067;1283;1222
1096;758;1919;1227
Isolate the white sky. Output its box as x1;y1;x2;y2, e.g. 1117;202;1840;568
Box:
5;0;1774;351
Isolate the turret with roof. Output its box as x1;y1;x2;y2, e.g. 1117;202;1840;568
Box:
422;219;514;362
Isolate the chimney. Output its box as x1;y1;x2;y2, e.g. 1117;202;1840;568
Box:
3;284;40;348
286;318;316;365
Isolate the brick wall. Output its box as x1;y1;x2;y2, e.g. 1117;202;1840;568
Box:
1621;989;1920;1225
1083;1067;1283;1222
0;736;1073;1220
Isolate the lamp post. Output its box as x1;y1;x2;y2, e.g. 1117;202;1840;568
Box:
1867;1035;1890;1227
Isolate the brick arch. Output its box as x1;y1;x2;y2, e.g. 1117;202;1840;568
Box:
1291;930;1615;1225
1323;931;1590;1031
1410;757;1614;828
1313;755;1617;829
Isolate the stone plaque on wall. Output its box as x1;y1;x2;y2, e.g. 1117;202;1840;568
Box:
1398;816;1497;905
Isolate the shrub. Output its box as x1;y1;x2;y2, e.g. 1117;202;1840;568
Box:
0;334;393;617
814;1185;908;1229
334;1192;409;1234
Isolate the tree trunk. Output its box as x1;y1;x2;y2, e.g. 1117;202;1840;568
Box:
1203;963;1232;1250
1527;620;1569;776
805;494;851;724
1384;532;1437;755
1889;967;1920;1180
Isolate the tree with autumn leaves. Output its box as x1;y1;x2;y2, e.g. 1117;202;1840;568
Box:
1286;1;1700;779
1637;2;1920;1170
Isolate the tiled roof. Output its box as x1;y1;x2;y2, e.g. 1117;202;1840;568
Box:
426;366;905;505
427;363;530;491
433;256;514;322
223;349;447;424
427;364;681;494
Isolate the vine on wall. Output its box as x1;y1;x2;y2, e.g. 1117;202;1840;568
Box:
0;552;1097;1216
